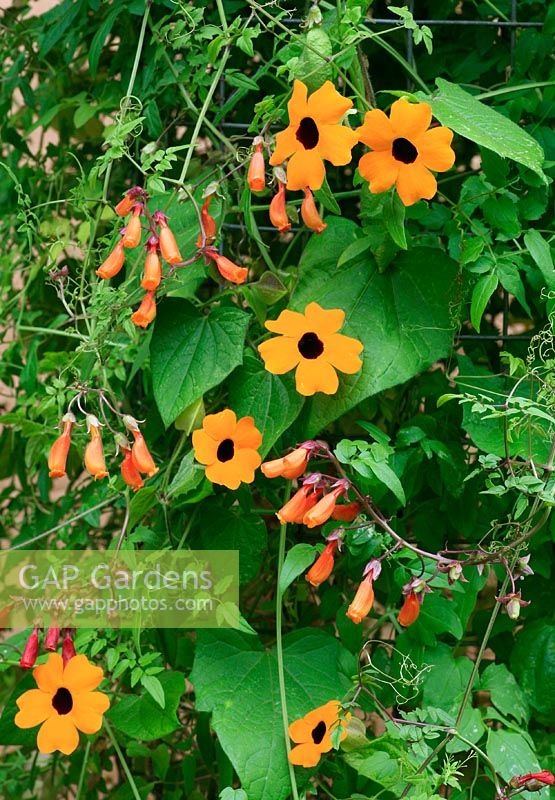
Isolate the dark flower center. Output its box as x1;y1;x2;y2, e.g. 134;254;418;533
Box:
52;687;73;715
311;720;327;744
298;332;324;359
217;438;235;462
296;117;319;150
392;137;418;164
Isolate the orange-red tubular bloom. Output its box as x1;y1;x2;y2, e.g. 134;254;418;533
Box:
248;142;266;192
204;249;248;285
96;240;125;280
277;484;320;524
331;501;360;522
306;541;337;587
261;445;310;480
131;291;157;328
123;416;159;478
303;486;344;529
398;592;421;627
141;238;162;291
20;628;39;669
120;447;144;491
269;182;291;233
301;188;327;234
115;187;144;216
197;195;218;247
122;205;143;248
48;412;76;478
84;415;108;480
347;576;374;624
153;211;182;264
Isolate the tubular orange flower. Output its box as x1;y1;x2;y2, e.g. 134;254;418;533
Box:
261;445;311;480
306;541;338;587
48;412;75;478
84;415;108;480
20;628;39;669
141;237;162;291
258;301;363;396
122;416;158;478
15;653;110;755
331;501;360;522
197;194;217;247
153;211;182;264
45;627;60;652
204;249;248;284
276;484;321;524
115;186;144;216
269;80;358;191
131;291;157;328
120;446;144;491
301;188;327;233
122;204;143;248
269;181;291;233
357;98;455;206
192;409;262;490
62;632;76;666
303;486;344;528
96;240;125;280
248;141;266;192
288;700;350;768
347;575;375;624
398;591;421;627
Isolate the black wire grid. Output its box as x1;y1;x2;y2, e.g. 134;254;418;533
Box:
218;1;543;345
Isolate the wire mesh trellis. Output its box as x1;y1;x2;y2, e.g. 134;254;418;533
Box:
217;1;542;346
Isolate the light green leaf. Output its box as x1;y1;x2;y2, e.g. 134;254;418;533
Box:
167;451;204;498
421;79;546;181
279;543;318;595
511;619;555;716
151;300;250;426
470;273;498;332
524;229;555;289
480;663;529;723
141;674;166;709
107;671;184;740
487;730;541;795
367;459;406;505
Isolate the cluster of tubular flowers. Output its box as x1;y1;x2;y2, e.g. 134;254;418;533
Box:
258;301;363;396
15;652;109;755
267;79;455;212
192;409;262;490
197;188;249;285
20;627;76;670
47;403;158;490
288;700;350;768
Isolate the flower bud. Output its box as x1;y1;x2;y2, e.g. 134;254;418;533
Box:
261;445;310;480
277;485;321;524
306;540;337;587
48;412;76;478
269;181;291;233
248;141;265;192
120;446;144;491
141;238;162;291
20;628;39;669
331;501;360;522
123;422;158;478
62;631;76;666
96;240;125;279
84;415;108;480
301;188;326;233
115;186;144;216
131;291;157;328
44;627;60;652
122;205;143;248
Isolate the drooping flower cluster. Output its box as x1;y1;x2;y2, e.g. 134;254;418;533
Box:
262;78;455;224
15;651;110;755
20;627;76;670
47;391;157;490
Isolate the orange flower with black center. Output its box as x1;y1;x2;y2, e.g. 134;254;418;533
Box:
357;98;455;206
192;409;262;490
288;700;350;768
15;653;110;755
269;80;358;191
258;302;363;396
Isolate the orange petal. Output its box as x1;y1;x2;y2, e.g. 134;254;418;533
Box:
358;150;399;194
71;690;110;733
317;124;358;165
192;429;219;465
304;302;344;335
295;359;339;396
288;717;312;743
231;448;261;484
269;127;299;166
396;162;437;206
62;654;104;693
414;126;455;172
15;689;54;728
205;460;241;490
287;80;309;126
357;108;394;150
288;742;322;768
265;309;307;336
390;98;432;139
307;81;352;124
286;149;325;192
258;336;300;375
203;409;237;441
37;714;79;755
34;653;63;693
324;333;364;374
233;417;262;449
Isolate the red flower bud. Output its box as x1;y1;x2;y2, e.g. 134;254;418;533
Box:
301;188;326;233
398;591;421;627
44;627;60;651
20;628;39;669
62;631;76;666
